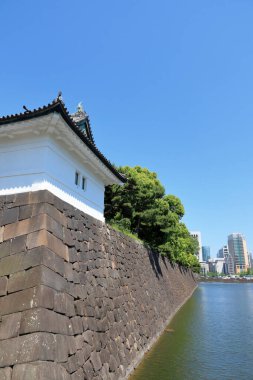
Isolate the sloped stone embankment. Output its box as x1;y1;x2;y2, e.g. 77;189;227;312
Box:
0;191;197;380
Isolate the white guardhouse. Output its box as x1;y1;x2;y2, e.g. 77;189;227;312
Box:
0;96;125;221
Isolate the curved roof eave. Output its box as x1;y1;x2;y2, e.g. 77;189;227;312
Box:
0;97;126;184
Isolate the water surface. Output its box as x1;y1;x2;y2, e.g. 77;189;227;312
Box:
130;283;253;380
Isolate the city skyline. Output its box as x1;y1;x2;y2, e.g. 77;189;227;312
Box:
196;231;252;258
197;231;252;275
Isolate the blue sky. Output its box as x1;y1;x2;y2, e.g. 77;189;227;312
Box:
1;0;253;256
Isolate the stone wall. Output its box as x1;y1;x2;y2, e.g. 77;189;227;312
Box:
0;191;197;380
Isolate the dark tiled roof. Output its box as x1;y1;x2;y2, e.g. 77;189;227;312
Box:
0;96;126;183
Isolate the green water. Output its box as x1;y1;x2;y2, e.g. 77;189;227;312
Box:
130;282;253;380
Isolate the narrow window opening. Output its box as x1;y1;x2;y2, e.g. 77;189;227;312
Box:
75;171;80;186
82;176;86;190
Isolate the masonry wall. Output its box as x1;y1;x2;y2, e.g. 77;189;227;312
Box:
0;191;197;380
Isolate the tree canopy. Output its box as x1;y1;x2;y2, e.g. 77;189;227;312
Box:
105;165;200;271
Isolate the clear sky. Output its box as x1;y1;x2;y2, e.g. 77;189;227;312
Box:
1;0;253;256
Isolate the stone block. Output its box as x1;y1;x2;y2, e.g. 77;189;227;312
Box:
55;334;69;362
83;360;94;380
0;285;54;316
32;203;67;227
8;265;67;294
19;204;34;221
3;212;64;241
97;318;109;332
8;267;41;293
86;317;97;331
82;330;93;346
0;368;12;380
82;343;93;362
0;253;28;277
40;247;65;276
0;312;21;340
63;228;75;247
40;265;67;291
100;364;110;380
109;354;118;372
0;276;7;296
82;317;89;332
76;351;86;368
71;368;84;380
65;336;77;355
84;306;95;318
20;308;73;335
29;190;56;205
100;348;110;364
64;262;74;281
98;333;107;349
46;216;64;240
6;192;29;207
10;235;27;255
12;362;71;380
54;292;75;317
70;316;83;335
3;214;47;241
27;230;69;261
74;300;85;316
0;333;57;366
92;332;102;352
0;226;4;243
90;351;102;372
75;335;84;350
0;241;10;258
66;353;78;374
74;283;86;299
2;207;19;226
0;247;62;277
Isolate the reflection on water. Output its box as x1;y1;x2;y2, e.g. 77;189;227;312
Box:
130;283;253;380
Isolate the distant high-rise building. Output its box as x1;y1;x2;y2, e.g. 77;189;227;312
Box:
217;245;234;274
228;233;249;274
217;245;229;259
190;231;202;262
202;246;210;262
224;251;234;275
248;252;253;269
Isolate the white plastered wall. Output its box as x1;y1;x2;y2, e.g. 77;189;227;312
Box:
0;136;106;221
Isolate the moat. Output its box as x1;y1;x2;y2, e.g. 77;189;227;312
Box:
130;282;253;380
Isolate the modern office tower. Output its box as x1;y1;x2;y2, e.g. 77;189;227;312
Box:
227;233;249;274
202;246;210;262
248;252;253;269
190;231;202;262
217;245;229;258
224;252;234;275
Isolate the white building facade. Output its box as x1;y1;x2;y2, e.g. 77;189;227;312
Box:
0;97;125;221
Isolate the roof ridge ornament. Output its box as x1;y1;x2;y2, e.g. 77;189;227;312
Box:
77;101;84;113
72;101;88;121
56;90;64;104
23;105;30;113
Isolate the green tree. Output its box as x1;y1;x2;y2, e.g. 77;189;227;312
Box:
105;166;165;236
105;165;200;271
